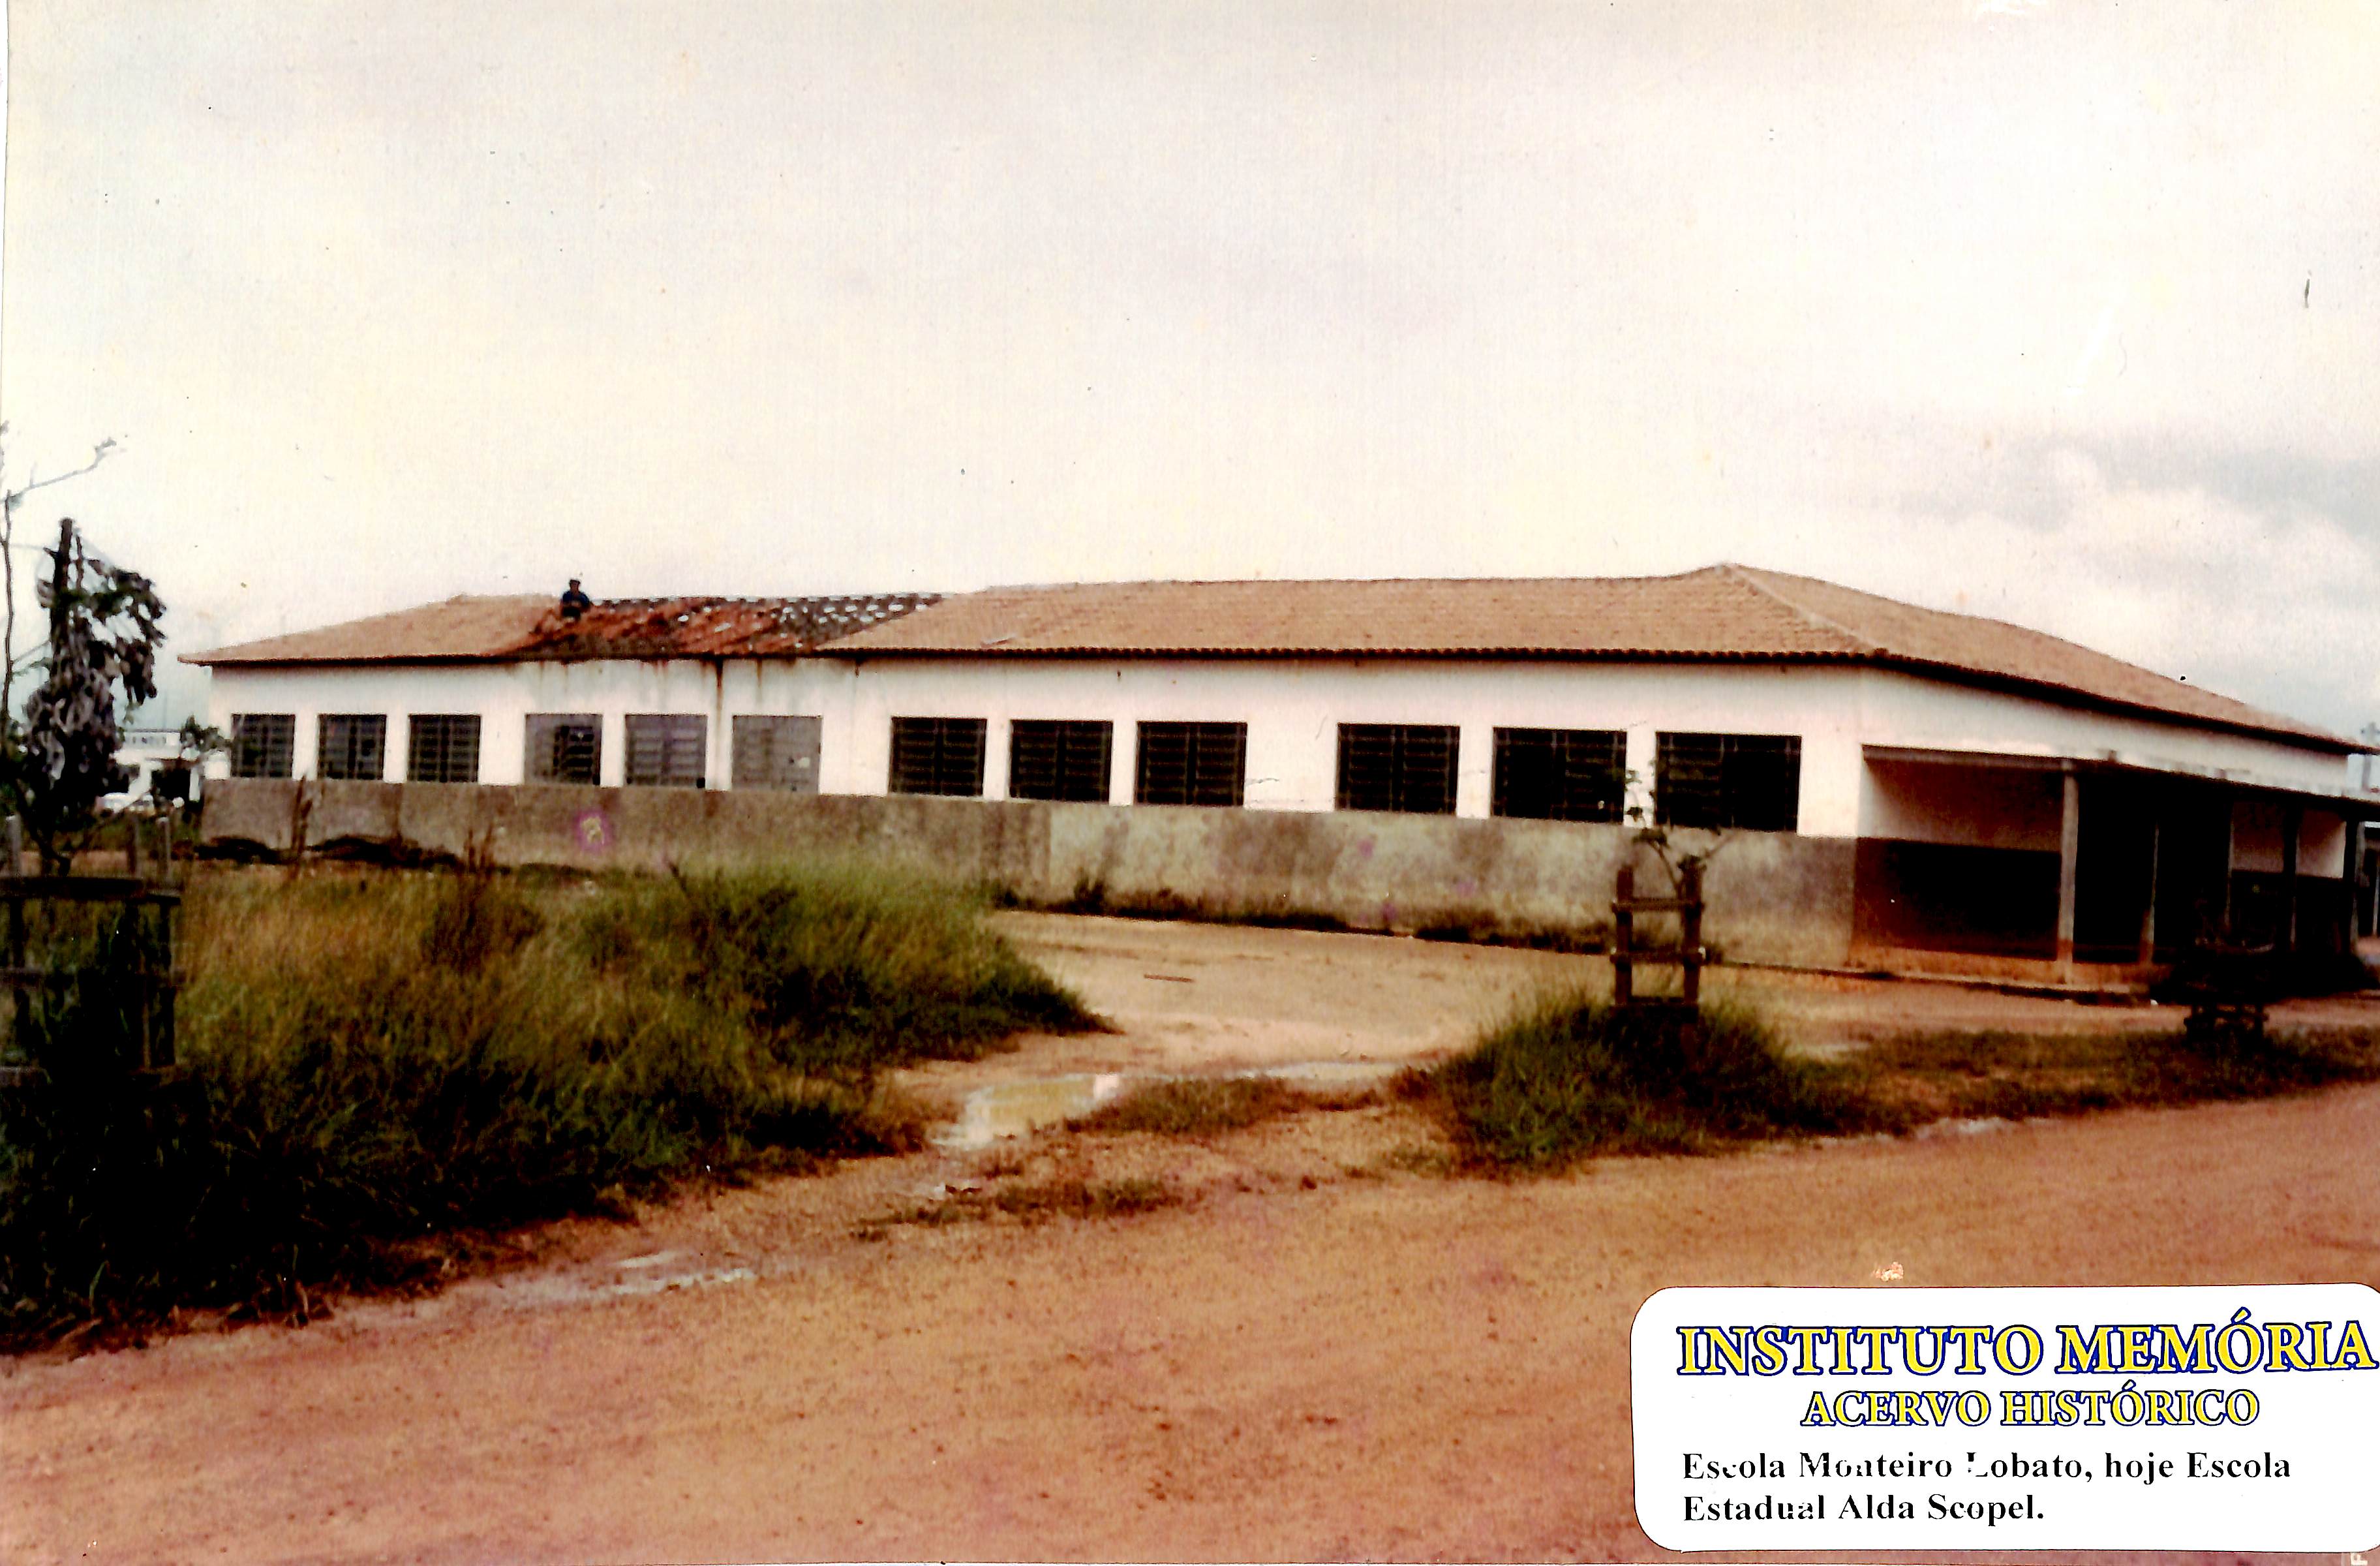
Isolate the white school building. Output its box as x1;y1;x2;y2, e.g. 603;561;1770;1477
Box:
189;565;2379;977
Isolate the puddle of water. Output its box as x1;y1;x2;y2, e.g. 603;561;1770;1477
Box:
1257;1060;1405;1089
935;1073;1129;1150
494;1260;759;1310
1912;1115;2019;1140
934;1059;1407;1151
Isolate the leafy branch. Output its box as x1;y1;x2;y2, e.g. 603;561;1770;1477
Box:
0;429;159;872
1613;764;1734;893
1;428;117;718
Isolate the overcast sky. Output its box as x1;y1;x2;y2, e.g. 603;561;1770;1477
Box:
2;0;2375;737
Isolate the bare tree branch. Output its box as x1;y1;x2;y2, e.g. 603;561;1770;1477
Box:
0;430;121;718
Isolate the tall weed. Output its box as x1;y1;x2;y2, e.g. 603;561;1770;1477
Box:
577;865;1096;1073
0;862;1089;1347
1407;989;1870;1170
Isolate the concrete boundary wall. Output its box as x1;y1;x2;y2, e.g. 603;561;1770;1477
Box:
198;778;1857;969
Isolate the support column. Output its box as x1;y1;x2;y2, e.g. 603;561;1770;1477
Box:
1623;724;1658;828
2282;803;2302;953
1110;721;1136;806
2220;799;2237;936
1454;721;1493;819
2351;823;2370;932
2137;818;2161;969
2054;764;2081;978
2345;818;2367;941
981;719;1011;801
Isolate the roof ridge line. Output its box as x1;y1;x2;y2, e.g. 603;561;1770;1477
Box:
1718;563;1881;656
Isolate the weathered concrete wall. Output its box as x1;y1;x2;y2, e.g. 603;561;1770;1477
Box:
201;778;1857;968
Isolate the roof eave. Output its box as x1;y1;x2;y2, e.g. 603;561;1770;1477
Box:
1867;654;2360;754
817;642;2355;752
184;651;538;669
816;645;1869;663
187;647;834;668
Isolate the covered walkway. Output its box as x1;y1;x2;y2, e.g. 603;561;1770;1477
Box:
1853;746;2367;983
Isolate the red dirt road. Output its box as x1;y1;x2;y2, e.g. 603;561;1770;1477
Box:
6;1082;2377;1563
5;915;2377;1563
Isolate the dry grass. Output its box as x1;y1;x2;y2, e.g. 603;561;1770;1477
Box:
0;861;1095;1349
1075;1077;1300;1136
862;1173;1179;1234
1855;1022;2380;1125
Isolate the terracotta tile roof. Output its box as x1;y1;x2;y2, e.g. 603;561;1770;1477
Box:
183;595;555;666
185;592;939;666
1724;567;2353;750
820;565;2357;751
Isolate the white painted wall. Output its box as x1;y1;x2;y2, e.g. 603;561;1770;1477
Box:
834;654;1869;831
206;659;857;790
1854;668;2351;801
2231;799;2348;878
204;652;2360;848
1861;758;2064;852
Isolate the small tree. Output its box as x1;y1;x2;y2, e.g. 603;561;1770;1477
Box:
153;718;229;805
0;519;164;872
1;428;160;874
1613;763;1733;891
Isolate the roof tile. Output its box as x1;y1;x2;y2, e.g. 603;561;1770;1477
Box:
821;566;2352;750
181;569;2352;751
187;592;941;665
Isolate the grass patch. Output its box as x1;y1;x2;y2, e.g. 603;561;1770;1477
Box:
1075;1075;1382;1137
1371;1142;1456;1177
866;1173;1178;1233
1002;881;1355;935
992;1173;1173;1220
1412;985;2380;1178
1076;1077;1297;1135
0;861;1095;1349
1412;920;1611;955
1404;989;1874;1171
581;865;1100;1073
1859;1023;2380;1124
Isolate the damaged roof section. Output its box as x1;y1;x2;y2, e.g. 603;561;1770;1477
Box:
521;594;942;660
187;592;940;666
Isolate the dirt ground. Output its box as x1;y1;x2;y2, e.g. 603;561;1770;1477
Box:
5;914;2378;1565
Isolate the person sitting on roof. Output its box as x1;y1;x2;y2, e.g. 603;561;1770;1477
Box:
559;578;593;621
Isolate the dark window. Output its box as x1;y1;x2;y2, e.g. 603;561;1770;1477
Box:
732;715;821;793
526;713;602;786
317;714;387;782
1134;722;1247;807
230;713;296;779
889;717;986;797
1655;731;1801;832
1008;720;1113;803
1491;728;1625;823
624;714;706;788
1335;724;1458;815
406;715;482;784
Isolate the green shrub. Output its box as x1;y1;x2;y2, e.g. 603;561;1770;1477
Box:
0;861;1091;1348
1857;1024;2380;1124
2137;1021;2377;1101
575;865;1097;1073
1407;989;1870;1171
